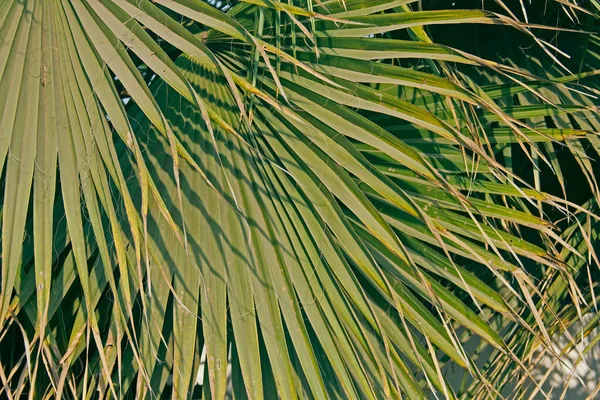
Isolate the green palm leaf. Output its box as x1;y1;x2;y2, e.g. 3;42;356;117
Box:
1;0;600;398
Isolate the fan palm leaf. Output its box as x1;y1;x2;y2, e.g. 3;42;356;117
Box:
1;0;599;398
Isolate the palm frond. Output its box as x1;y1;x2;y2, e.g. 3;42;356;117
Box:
1;0;600;398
